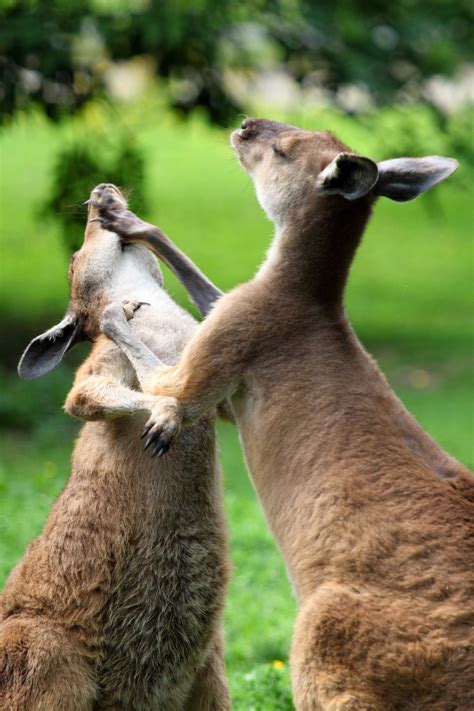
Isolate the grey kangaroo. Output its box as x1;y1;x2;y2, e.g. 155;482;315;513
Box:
97;122;473;711
0;185;230;711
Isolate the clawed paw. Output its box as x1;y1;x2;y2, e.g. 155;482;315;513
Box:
141;397;182;457
91;184;144;240
91;183;126;216
121;300;150;321
100;299;149;337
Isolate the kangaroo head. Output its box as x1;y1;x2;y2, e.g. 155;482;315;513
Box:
231;118;458;228
18;184;162;379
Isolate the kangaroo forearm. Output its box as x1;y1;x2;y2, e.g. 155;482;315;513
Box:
151;292;254;421
148;226;222;316
101;315;164;394
124;221;222;317
111;331;162;394
152;357;238;424
96;191;223;316
140;294;251;452
65;377;155;421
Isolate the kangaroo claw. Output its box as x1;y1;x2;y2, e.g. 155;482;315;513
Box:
121;300;150;321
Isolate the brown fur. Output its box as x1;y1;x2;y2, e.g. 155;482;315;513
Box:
0;187;230;710
101;121;474;709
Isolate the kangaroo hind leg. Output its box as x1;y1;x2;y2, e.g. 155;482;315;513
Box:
0;616;96;711
183;632;230;711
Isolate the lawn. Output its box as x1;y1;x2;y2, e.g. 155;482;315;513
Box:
0;105;473;707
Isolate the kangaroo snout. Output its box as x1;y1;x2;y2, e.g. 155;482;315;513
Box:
236;118;261;141
89;183;127;218
91;182;126;202
231;118;296;150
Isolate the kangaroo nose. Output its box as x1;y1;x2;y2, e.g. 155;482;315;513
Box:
239;118;258;140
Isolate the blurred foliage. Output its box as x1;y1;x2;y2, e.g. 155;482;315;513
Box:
44;132;147;253
1;0;473;123
42;101;474;255
1;99;471;329
357;104;474;169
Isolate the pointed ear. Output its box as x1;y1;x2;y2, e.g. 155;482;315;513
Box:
374;156;458;202
18;314;83;380
316;153;379;200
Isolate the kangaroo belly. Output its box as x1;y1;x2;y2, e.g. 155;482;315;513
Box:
81;418;227;706
95;514;227;707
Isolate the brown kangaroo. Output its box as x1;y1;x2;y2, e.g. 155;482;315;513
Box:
98;120;474;710
0;185;230;711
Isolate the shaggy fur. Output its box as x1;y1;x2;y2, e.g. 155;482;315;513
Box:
0;186;230;710
99;121;474;710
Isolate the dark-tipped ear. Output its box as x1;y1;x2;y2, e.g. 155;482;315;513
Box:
374;156;458;202
316;153;379;200
18;314;83;380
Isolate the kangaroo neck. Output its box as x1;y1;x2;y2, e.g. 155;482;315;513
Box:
258;196;373;306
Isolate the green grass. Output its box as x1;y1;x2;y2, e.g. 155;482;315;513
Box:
0;104;473;707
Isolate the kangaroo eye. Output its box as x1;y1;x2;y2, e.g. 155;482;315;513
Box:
272;144;287;159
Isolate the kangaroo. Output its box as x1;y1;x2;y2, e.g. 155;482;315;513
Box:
0;185;230;711
98;120;474;710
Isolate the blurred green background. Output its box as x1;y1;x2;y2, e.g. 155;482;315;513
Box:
0;2;473;707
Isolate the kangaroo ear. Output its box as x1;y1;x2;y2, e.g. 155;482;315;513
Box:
317;153;379;200
18;314;83;380
374;157;458;202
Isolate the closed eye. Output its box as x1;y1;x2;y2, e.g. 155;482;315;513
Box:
272;144;287;159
